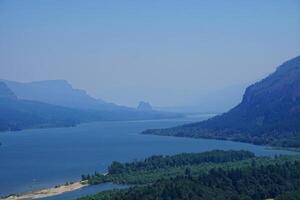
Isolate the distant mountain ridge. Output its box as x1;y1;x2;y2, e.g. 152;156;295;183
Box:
0;82;102;131
2;79;120;111
143;56;300;148
0;80;181;132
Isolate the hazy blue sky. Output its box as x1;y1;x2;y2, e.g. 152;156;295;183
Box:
1;0;300;107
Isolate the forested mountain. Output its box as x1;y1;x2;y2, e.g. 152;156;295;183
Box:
143;56;300;148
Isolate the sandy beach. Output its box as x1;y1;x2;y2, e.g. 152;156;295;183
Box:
1;181;88;200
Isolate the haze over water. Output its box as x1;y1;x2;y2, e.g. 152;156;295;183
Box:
1;0;299;108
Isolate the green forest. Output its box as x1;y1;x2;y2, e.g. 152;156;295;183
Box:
79;161;300;200
79;150;300;200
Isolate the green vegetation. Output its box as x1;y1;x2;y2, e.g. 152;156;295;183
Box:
81;150;255;185
79;160;300;200
108;150;254;174
84;156;300;186
79;150;300;200
143;56;300;148
276;189;300;200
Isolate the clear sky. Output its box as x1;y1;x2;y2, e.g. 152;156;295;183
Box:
0;0;300;107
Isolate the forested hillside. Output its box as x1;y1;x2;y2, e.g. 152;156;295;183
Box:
143;56;300;148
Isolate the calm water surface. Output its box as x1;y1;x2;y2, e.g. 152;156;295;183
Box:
0;115;296;197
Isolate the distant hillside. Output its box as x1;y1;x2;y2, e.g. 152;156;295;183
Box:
2;79;118;111
0;81;182;132
2;79;182;117
143;56;300;148
0;82;105;131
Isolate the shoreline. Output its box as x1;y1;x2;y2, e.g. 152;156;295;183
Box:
143;132;300;154
0;181;88;200
266;146;300;153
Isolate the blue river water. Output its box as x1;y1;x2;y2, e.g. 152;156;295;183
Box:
0;115;297;198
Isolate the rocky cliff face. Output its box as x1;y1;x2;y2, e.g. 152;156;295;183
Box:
242;55;300;107
228;56;300;129
137;101;153;111
143;56;300;147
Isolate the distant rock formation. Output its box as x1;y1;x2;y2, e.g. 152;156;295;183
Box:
0;82;17;99
137;101;153;111
0;80;181;132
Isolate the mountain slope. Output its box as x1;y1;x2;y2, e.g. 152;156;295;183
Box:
0;82;107;131
2;79;182;120
0;81;182;132
2;79;116;110
143;56;300;147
